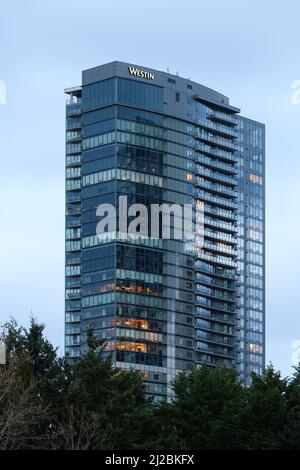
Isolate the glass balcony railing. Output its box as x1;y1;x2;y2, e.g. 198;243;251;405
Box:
196;178;237;197
195;130;236;151
196;274;237;291
66;119;81;131
196;285;237;302
65;292;81;300
66;216;81;228
66;133;82;142
66;155;81;166
204;217;236;233
195;354;233;365
200;252;238;268
65;347;81;358
196;331;235;347
66;97;82;105
204;228;237;244
195;261;236;278
196;190;237;209
204;204;236;219
208;111;238;126
66;205;81;216
196;322;234;337
195;307;235;324
196;297;236;314
194;142;236;162
65;277;81;288
195;153;237;175
195;118;238;138
195;165;236;185
66;102;81;117
66;191;81;202
195;342;235;357
203;241;237;256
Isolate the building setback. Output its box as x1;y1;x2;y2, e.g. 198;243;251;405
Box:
65;61;265;400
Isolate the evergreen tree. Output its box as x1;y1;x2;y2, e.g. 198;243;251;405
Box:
281;365;300;449
150;366;246;450
3;318;300;450
242;364;288;449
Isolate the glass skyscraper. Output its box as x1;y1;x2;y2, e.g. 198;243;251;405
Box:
65;61;265;400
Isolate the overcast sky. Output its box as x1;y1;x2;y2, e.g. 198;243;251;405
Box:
0;0;299;377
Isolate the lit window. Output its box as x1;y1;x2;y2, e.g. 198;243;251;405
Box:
249;173;262;185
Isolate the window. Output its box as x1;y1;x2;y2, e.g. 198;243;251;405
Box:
117;78;163;112
176;92;180;102
249;173;263;185
168;78;176;84
83;79;115;112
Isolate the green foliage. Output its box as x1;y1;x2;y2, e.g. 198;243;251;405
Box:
2;318;300;450
0;321;152;449
242;365;289;449
149;366;246;450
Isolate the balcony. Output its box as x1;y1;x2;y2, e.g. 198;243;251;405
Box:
66;102;81;117
194;118;238;138
196;274;237;292
196;296;236;314
203;240;237;257
208;111;238;126
66;119;81;131
66;178;81;191
196;178;237;197
66;155;81;166
194;142;237;162
66;205;81;216
195;165;236;186
65;277;81;288
199;252;238;268
195;354;233;366
196;318;235;335
66;127;81;143
195;260;236;278
203;204;236;221
65;292;81;300
196;331;235;347
204;216;237;233
196;190;237;209
204;228;237;245
196;306;235;324
195;153;237;175
196;285;237;302
195;342;235;359
65;347;81;358
66;215;81;228
66;191;81;203
195;130;236;151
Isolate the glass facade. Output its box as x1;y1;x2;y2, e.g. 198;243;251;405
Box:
65;62;265;399
236;117;265;383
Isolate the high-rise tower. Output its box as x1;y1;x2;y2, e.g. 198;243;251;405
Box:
65;61;265;400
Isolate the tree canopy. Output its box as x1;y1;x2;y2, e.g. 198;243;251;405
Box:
1;318;300;450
